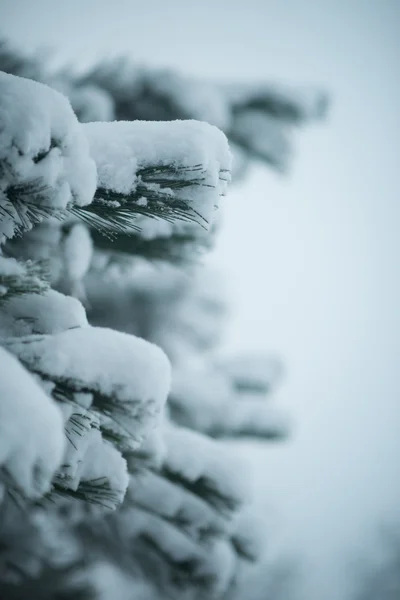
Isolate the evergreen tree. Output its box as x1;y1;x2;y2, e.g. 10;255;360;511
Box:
0;39;326;599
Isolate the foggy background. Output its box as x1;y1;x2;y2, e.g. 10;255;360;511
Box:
1;1;399;598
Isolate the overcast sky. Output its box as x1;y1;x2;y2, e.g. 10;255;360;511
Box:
1;1;399;598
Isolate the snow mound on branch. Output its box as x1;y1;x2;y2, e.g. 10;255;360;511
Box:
0;289;88;337
84;119;230;194
5;327;171;443
0;72;97;240
0;346;65;498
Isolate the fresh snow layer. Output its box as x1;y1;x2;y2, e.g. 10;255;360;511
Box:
84;119;231;195
0;72;97;239
0;346;65;497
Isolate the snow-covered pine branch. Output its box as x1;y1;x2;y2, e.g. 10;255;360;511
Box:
74;120;231;239
0;253;171;511
170;354;289;440
0;254;49;304
5;327;170;445
3;326;171;509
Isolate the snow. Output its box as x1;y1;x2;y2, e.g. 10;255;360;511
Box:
0;72;97;240
5;327;171;444
0;346;65;498
0;289;88;337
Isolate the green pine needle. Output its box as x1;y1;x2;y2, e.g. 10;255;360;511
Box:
91;229;213;264
52;478;123;511
70;163;222;236
162;468;241;518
